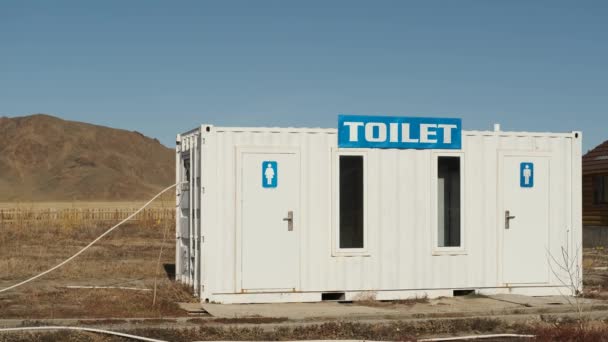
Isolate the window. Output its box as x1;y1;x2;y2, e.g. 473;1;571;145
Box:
183;157;191;181
339;155;365;249
437;156;461;248
594;175;608;205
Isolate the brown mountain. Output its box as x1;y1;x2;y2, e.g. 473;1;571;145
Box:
0;114;174;201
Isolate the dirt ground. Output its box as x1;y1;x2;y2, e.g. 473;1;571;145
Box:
583;246;608;300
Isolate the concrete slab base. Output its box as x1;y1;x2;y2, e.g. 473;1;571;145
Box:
202;294;607;320
203;302;395;320
178;302;208;314
205;286;573;304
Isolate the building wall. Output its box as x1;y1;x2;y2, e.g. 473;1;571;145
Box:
583;174;608;227
182;127;581;302
582;140;608;228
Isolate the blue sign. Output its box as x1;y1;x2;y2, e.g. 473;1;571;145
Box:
262;161;278;188
520;162;534;188
338;115;462;149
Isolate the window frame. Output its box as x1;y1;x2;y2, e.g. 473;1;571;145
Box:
593;175;608;205
332;149;369;256
431;151;466;255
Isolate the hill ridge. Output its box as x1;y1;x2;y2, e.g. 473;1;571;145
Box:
0;114;174;201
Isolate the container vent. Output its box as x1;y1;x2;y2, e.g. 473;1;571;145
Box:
453;289;475;296
321;292;345;301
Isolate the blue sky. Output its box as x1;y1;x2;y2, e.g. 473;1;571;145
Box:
1;1;607;151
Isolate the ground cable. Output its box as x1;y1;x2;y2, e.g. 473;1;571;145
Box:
0;326;167;342
0;183;177;294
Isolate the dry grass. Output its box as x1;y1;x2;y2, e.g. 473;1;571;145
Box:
3;317;608;341
0;331;126;342
0;318;509;342
0;200;197;319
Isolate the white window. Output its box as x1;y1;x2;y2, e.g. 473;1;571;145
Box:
432;153;465;254
333;150;368;255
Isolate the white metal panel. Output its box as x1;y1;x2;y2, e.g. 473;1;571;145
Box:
177;125;582;303
188;137;194;286
193;135;200;296
175;134;182;282
572;132;583;293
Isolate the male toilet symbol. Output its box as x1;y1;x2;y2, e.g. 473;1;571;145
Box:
262;161;278;188
520;162;534;188
523;165;531;185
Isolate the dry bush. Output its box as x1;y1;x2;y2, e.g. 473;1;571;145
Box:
353;291;429;307
352;291;377;304
530;321;608;342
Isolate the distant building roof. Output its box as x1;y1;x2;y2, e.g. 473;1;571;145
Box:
583;140;608;175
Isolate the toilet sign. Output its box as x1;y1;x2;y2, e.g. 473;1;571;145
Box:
520;162;534;188
262;161;278;188
338;115;462;149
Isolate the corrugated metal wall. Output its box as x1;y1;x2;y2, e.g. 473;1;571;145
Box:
179;126;581;301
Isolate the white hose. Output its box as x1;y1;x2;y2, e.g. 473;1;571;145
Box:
0;326;167;342
0;183;177;294
65;285;151;291
418;333;535;341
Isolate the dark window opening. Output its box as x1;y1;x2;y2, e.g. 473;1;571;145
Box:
339;155;364;249
594;175;608;205
438;156;461;247
183;157;191;181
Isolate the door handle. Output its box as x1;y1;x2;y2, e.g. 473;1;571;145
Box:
505;210;516;229
283;211;293;231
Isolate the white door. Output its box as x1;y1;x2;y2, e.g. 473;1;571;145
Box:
501;155;550;284
240;151;299;291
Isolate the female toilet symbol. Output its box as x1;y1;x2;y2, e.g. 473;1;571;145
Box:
262;161;278;188
265;164;275;185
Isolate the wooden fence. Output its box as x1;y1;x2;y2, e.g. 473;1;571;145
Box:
0;207;175;223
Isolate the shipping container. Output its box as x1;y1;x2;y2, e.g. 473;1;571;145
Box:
175;117;582;304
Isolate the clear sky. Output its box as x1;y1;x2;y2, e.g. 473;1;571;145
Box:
1;1;607;151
